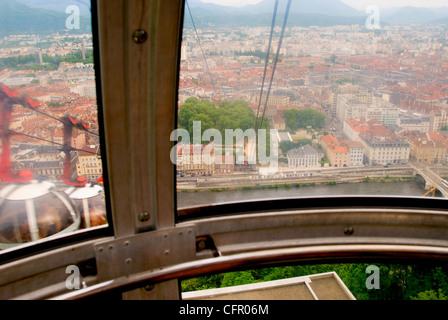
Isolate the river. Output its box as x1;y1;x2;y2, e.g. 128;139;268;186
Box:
177;180;438;208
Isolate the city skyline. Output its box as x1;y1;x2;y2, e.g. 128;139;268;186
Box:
3;8;448;192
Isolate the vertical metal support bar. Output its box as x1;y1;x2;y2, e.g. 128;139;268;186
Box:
97;0;181;235
25;199;39;241
82;198;91;228
149;0;183;229
96;0;184;299
97;0;135;238
125;0;154;232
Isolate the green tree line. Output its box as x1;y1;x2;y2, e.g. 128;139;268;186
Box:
177;97;273;159
279;139;312;155
0;50;94;72
234;49;266;59
282;108;326;133
182;263;448;300
178;97;269;142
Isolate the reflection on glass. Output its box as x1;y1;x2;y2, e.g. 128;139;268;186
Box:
66;184;107;228
0;181;80;249
0;0;106;250
176;0;448;210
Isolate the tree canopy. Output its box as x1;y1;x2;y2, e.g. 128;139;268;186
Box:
182;263;448;300
178;98;258;143
0;50;94;72
279;139;312;155
282;108;326;133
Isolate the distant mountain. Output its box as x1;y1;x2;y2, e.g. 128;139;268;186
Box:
14;0;91;17
250;0;362;17
0;0;91;36
185;10;364;28
188;1;448;27
382;6;448;24
189;0;363;17
185;0;365;28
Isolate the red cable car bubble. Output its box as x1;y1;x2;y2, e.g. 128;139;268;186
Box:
59;114;92;187
0;84;36;183
0;84;19;98
65;183;107;229
0;84;105;249
0;181;81;250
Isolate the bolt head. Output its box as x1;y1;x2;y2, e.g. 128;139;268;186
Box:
138;211;150;222
344;226;354;236
132;29;148;44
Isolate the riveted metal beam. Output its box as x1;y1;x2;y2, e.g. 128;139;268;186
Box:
94;226;196;282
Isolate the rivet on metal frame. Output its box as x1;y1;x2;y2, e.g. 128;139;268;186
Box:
132;29;148;44
138;211;150;222
344;226;355;236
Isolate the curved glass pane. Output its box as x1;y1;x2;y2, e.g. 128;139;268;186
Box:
0;185;81;249
70;192;107;228
176;0;448;211
0;199;27;245
0;0;107;252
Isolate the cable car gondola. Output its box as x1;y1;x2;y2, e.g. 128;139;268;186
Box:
0;181;80;250
65;183;107;229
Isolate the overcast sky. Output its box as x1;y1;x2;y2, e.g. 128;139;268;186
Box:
200;0;448;9
341;0;448;10
200;0;263;7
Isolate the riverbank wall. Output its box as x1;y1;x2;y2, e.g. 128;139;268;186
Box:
177;167;417;193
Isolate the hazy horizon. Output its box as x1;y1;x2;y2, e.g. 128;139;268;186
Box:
199;0;448;10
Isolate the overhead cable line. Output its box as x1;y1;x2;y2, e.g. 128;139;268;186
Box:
186;0;220;99
254;0;279;131
0;84;101;185
259;0;292;130
20;104;100;137
0;127;99;156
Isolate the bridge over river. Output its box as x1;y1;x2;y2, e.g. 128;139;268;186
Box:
410;163;448;198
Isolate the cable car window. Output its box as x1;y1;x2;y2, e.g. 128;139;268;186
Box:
176;0;448;214
0;0;108;253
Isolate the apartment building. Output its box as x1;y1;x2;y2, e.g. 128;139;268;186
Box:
287;145;321;168
336;94;399;126
321;135;365;167
332;84;372;117
412;139;446;164
396;116;430;133
403;132;447;165
344;119;410;166
321;135;350;168
341;140;365;167
11;143;71;181
429;109;448;132
176;143;215;176
214;155;235;174
76;145;103;182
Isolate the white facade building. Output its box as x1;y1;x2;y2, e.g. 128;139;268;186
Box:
287;145;320;168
